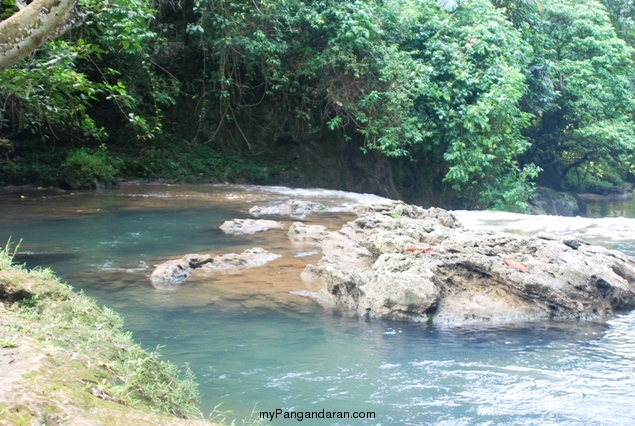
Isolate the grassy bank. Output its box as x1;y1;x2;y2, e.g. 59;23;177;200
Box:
0;246;221;426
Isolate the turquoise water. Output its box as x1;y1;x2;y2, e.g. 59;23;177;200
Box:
2;184;635;425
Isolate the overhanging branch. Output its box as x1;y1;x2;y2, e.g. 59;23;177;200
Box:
0;0;77;70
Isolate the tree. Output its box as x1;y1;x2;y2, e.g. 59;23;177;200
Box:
188;0;423;155
405;0;538;210
0;0;165;143
524;0;635;193
436;0;540;13
0;0;77;70
601;0;635;46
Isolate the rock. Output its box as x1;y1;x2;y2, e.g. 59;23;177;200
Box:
529;187;582;216
296;200;635;325
269;131;400;199
354;201;461;228
151;249;280;288
201;248;281;273
150;254;213;288
358;253;441;319
287;222;329;244
219;218;283;234
249;200;327;218
289;289;333;305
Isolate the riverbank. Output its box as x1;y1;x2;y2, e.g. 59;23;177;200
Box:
0;247;221;426
3;184;635;423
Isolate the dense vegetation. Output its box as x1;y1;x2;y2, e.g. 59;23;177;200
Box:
2;0;635;210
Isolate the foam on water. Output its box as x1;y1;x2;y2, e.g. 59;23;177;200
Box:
244;184;392;205
453;210;635;253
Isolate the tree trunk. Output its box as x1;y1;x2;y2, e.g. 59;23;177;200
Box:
0;0;77;70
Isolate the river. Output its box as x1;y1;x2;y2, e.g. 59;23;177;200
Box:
1;183;634;425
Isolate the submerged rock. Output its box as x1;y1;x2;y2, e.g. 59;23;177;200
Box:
151;249;280;289
219;218;283;234
150;254;213;288
297;201;635;325
577;191;633;201
200;248;281;273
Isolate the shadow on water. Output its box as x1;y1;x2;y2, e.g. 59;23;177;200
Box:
12;251;78;268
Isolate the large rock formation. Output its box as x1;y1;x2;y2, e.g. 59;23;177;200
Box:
295;201;635;325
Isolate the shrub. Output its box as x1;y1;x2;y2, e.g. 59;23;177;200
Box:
60;146;123;189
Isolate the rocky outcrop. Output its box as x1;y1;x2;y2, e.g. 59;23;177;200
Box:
200;248;281;273
265;131;400;199
150;254;213;288
219;218;283;234
296;201;635;325
288;222;329;244
249;200;327;218
151;249;280;289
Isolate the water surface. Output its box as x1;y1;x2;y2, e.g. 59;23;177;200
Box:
2;184;635;425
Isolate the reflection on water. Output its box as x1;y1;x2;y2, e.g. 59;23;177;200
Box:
583;196;635;219
2;184;635;425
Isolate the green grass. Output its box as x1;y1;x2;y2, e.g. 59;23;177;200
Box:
0;247;203;420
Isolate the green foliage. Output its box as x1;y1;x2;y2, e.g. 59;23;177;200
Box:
80;0;158;54
124;139;271;183
190;0;424;155
109;338;201;418
602;0;635;45
563;158;633;193
525;0;635;192
406;0;538;210
0;140;68;185
77;0;172;139
60;146;123;188
5;0;635;208
0;0;167;145
0;0;20;20
0;40;107;141
184;0;539;209
0;334;18;348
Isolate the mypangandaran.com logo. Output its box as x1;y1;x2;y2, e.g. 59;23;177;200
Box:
259;409;376;422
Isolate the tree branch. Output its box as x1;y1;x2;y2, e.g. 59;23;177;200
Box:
0;0;77;70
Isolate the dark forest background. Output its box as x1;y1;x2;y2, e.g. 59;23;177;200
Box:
2;0;635;211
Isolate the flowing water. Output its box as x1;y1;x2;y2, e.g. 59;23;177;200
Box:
1;184;635;425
